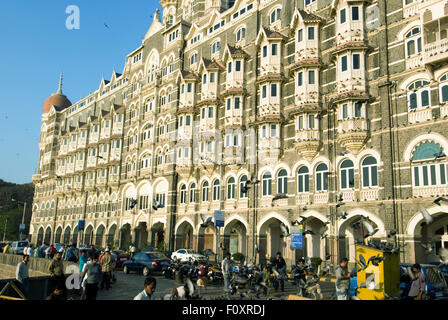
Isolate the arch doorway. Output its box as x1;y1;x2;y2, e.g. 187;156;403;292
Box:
223;220;247;257
95;225;105;248
63;226;71;244
120;224;131;250
151;223;165;250
198;226;217;254
258;217;285;264
55;226;62;244
175;221;194;250
84;225;94;246
37;227;44;246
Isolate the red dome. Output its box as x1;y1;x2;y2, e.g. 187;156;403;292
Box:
43;93;72;114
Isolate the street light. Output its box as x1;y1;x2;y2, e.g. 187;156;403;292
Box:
2;217;8;242
11;198;27;240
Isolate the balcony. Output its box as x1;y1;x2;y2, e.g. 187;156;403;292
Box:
336;118;368;155
424;38;448;65
360;188;379;201
408;107;432;124
413;185;448;198
314;192;329;204
260;197;273;208
341;190;356;202
296;193;311;206
336;21;364;45
295;130;320;161
403;1;421;18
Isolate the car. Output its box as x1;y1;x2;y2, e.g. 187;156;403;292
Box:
350;263;448;300
9;241;30;255
201;249;215;260
171;249;207;263
122;252;171;276
429;263;448;284
141;247;156;252
111;250;130;269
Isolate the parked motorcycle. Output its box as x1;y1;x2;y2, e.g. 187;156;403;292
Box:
206;263;223;284
163;259;181;280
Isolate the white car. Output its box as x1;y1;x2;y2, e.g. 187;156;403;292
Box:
171;249;207;262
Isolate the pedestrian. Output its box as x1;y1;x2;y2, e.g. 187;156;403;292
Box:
45;245;51;259
273;252;286;292
3;242;10;254
170;281;192;300
335;258;351;300
34;246;39;258
407;263;427;300
27;244;34;257
134;277;157;300
221;252;231;294
294;258;308;296
100;248;113;290
81;253;102;300
50;244;57;259
16;254;30;298
48;251;65;292
79;250;88;273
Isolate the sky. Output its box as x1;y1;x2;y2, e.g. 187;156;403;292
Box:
0;1;160;184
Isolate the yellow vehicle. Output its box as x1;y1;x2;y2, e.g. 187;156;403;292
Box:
355;245;400;300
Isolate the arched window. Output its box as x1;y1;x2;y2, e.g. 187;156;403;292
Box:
408;80;430;110
412;142;447;187
213;180;221;201
297;166;310;193
340;160;355;190
189;183;196;203
362;157;378;188
270;7;281;24
240;175;248;199
236;27;246;42
277;169;288;194
180;185;187;204
190;53;198;65
262;172;272;196
202;181;209;202
143;124;153;140
212;41;221;55
316;163;329;192
227;177;236;200
140;154;152;169
405;27;422;57
440;73;448;103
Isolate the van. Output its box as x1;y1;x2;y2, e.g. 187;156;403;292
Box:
10;241;30;255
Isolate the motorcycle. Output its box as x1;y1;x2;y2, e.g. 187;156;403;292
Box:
163;259;181;280
206;264;223;284
290;264;323;300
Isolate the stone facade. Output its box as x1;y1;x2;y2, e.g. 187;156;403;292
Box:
30;0;448;266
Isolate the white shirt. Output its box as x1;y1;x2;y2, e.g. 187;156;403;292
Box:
134;289;152;300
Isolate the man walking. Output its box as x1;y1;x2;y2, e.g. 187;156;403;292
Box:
407;264;427;300
273;252;286;292
335;258;351;300
81;253;102;300
16;255;30;298
100;248;113;290
48;251;65;291
134;277;157;300
222;252;231;294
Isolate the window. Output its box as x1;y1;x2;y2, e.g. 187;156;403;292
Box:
213;180;220;201
340;160;355;189
408;80;430;109
298;115;304;130
342;103;349;119
227;98;232;111
262;85;267;99
187;83;192;93
235;60;242;72
277;169;288;194
341;56;348;72
308;115;315;129
405;28;422;57
297;166;310;193
270;124;278;138
316;163;329;192
352;6;360;20
362;157;378;188
240;175;248;198
227;177;236;200
412;142;447;187
272;44;278;56
305;0;316;5
262;172;272;196
236;28;246;41
202;181;209;202
298;72;303;86
270;8;281;23
190;53;198;65
212;41;221;54
203;74;207;85
261;125;267;138
271;84;278;97
308;70;315;84
354;102;363;118
353;54;361;70
340;8;346;24
235;97;241;110
308;27;315;40
189;183;196;203
228;62;232;74
263;45;268;58
210;72;215;83
208;106;214;118
180;185;187;204
297;29;303;42
440;74;448;103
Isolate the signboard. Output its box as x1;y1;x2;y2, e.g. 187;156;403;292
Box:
291;232;303;249
78;220;85;231
214;210;225;227
19;224;25;233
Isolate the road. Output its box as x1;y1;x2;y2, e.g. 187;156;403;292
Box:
95;271;337;300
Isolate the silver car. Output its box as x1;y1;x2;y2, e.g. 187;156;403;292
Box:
10;241;30;255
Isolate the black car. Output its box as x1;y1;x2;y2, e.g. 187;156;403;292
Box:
123;252;171;276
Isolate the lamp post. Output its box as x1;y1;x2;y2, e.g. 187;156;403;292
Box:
12;198;27;240
2;217;8;242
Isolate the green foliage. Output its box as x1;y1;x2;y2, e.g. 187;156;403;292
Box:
311;257;323;267
157;241;165;251
232;252;245;263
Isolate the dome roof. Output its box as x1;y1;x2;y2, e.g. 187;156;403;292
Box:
42;73;72;114
43;93;72;114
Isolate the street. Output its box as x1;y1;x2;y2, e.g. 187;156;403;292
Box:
95;271;337;300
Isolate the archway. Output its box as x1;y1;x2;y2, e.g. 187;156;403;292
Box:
301;215;328;262
120;224;131;250
175;221;194;250
258;217;285;264
44;226;51;245
107;224;117;248
63;226;71;244
223;219;247;258
72;226;79;247
134;222;148;249
95;225;105;248
151;223;165;250
55;226;62;244
198;225;217;255
37;227;44;246
84;225;94;246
